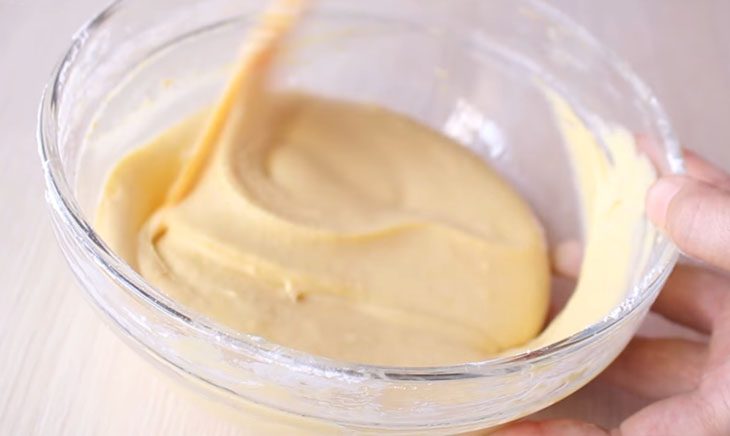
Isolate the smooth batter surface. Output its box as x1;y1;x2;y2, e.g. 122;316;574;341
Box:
95;1;550;366
95;0;656;366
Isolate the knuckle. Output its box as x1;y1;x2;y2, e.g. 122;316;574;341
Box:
693;385;730;435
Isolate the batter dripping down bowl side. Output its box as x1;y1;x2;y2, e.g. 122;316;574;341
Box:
39;0;682;433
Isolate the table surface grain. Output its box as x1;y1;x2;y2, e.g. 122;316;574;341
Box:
1;1;729;434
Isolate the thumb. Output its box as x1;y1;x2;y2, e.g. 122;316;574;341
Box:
491;419;609;435
647;175;730;271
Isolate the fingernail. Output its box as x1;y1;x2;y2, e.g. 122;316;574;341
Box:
646;177;684;229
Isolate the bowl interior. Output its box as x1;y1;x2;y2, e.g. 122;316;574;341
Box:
42;0;681;432
77;4;585;247
74;1;672;321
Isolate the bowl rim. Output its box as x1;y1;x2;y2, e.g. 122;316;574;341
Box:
38;0;683;382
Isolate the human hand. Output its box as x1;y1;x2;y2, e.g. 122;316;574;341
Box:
494;150;730;436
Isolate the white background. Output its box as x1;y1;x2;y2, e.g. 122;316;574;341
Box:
1;0;729;434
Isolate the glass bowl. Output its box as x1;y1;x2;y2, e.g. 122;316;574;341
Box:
38;0;682;433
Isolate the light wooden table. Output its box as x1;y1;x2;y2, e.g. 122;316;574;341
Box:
1;1;729;434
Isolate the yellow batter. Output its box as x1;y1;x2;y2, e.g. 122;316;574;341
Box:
94;0;656;367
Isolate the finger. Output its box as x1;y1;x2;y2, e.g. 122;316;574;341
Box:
647;176;730;271
547;276;575;322
552;240;582;278
635;135;730;189
492;419;608;436
601;337;706;400
706;295;730;371
619;390;730;436
684;149;730;191
635;133;673;176
652;264;730;334
547;241;581;323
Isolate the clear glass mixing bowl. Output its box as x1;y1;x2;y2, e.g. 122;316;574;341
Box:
38;0;683;433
